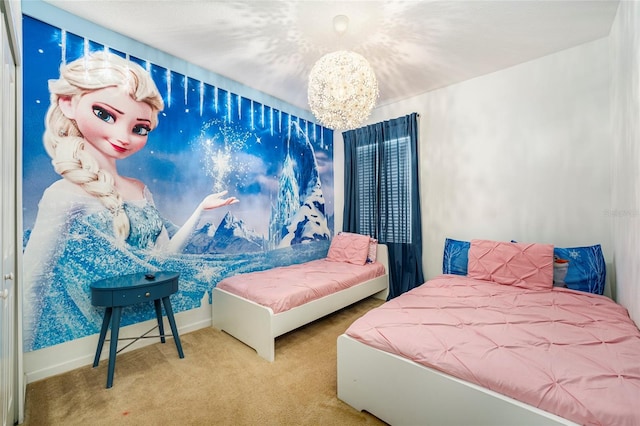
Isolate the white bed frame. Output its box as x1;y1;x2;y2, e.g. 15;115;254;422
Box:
212;244;389;362
337;334;579;426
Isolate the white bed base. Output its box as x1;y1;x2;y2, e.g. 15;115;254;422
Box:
337;334;579;426
212;244;389;362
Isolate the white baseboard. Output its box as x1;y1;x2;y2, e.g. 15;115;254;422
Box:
24;299;212;384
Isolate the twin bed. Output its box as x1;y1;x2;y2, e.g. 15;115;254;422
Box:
337;239;640;426
212;232;388;362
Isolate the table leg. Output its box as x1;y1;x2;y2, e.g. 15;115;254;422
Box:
154;299;166;343
106;306;122;389
93;307;112;367
162;296;184;358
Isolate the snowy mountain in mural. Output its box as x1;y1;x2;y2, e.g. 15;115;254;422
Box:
184;212;265;254
184;121;330;254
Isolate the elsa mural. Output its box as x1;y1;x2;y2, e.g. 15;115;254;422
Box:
23;52;238;351
22;17;333;352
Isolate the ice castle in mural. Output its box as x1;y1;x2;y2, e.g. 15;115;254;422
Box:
185;121;331;254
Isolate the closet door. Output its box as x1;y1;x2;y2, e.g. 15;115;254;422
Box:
0;12;17;426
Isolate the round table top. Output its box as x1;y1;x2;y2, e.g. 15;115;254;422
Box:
90;271;179;291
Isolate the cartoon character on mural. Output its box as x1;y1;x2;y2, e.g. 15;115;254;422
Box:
22;16;334;353
22;52;239;351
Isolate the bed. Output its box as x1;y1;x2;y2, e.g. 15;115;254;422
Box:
337;239;640;426
212;232;389;361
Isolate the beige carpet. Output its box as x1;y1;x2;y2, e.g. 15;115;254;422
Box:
22;297;387;426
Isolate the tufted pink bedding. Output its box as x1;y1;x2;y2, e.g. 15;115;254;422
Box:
216;259;386;314
345;274;640;426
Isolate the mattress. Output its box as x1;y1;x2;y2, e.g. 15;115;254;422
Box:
216;259;386;314
345;274;640;426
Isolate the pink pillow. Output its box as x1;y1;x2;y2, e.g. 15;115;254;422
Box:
467;239;553;290
367;238;378;263
327;232;371;265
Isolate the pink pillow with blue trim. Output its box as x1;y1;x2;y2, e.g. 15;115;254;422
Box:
467;239;554;290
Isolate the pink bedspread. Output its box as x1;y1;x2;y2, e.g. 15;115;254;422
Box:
345;274;640;426
216;259;386;314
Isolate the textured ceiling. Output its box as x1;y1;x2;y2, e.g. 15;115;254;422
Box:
43;0;619;112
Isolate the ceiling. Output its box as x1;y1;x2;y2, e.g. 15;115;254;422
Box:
43;0;620;113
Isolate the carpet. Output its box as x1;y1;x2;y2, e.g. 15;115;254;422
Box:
22;297;386;426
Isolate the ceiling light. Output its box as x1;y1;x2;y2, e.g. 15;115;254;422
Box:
307;16;379;131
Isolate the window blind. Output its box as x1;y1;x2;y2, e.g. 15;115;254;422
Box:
356;136;411;243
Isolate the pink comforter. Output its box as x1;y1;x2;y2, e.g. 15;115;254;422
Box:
216;259;386;314
345;274;640;426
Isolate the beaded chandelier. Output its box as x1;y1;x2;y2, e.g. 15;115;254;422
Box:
307;16;379;131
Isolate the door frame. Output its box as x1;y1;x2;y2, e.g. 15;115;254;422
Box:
0;1;23;424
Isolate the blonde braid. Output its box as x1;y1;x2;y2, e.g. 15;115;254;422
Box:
43;52;164;241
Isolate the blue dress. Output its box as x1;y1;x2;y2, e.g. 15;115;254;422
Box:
22;180;205;351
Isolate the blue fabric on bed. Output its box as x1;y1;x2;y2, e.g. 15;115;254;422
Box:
442;238;470;276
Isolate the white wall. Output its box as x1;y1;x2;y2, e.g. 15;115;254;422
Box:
610;0;640;325
335;37;614;296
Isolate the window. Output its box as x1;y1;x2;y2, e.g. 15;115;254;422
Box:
356;135;412;244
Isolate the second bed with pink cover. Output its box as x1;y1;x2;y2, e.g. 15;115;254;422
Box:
338;239;640;425
216;258;385;314
213;232;389;361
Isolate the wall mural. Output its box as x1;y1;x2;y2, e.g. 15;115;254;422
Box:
22;15;334;352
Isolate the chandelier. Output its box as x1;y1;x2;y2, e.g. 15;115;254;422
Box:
307;16;379;131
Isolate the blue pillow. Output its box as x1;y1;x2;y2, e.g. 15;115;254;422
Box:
441;238;606;295
553;244;606;295
442;238;470;276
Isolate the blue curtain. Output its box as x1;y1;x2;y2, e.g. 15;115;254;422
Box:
343;113;424;299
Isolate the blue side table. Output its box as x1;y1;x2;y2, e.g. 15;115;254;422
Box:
90;271;184;388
